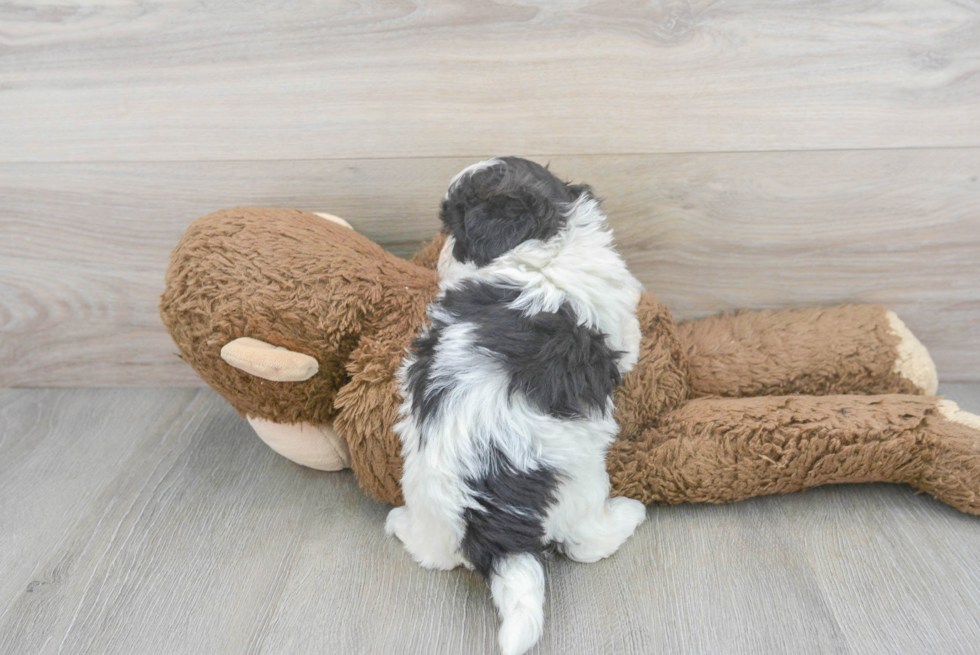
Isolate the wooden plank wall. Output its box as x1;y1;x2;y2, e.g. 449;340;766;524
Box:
1;1;978;386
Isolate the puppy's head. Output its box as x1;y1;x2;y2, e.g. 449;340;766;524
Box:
439;157;592;268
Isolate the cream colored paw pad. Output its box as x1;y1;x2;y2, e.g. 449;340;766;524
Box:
886;311;939;395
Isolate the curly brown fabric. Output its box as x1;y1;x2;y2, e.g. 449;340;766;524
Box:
678;305;920;398
608;395;980;514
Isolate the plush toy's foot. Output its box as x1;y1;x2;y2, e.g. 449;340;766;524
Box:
246;417;351;471
926;400;980;513
886;310;938;395
938;400;980;431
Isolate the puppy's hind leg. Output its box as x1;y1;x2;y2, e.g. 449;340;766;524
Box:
546;452;646;564
385;505;465;571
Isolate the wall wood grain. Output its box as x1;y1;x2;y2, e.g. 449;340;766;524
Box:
1;0;979;162
2;150;978;385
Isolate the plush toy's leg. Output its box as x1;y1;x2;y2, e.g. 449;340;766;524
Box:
677;305;938;398
607;394;980;515
246;417;351;471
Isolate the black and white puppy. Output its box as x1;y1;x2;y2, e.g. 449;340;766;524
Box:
385;157;646;655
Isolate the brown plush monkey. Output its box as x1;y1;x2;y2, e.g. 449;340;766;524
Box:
160;207;980;515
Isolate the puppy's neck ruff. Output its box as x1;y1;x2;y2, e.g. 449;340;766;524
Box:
438;195;642;365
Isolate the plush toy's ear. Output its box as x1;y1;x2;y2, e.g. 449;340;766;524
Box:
220;337;319;382
565;182;594;200
313;212;353;229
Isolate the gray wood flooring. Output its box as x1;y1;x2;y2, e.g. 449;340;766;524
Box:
1;384;979;655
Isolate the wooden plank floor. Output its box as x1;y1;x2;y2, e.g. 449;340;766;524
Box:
2;384;978;655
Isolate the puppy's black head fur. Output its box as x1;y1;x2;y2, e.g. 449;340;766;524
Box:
440;157;592;267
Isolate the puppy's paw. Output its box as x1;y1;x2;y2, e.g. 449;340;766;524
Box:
384;506;409;541
609;496;647;534
385;506;463;571
563;497;647;564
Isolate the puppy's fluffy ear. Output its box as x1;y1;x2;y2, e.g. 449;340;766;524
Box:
565;183;593;199
441;160;569;267
442;189;562;267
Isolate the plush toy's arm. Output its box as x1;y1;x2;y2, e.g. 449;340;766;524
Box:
677;304;938;399
607;394;980;515
410;230;448;270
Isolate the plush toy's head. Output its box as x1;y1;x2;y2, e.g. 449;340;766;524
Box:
160;207;439;429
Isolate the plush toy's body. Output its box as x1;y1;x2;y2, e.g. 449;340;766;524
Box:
160;207;980;515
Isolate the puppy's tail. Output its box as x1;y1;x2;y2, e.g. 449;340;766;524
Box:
490;553;546;655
